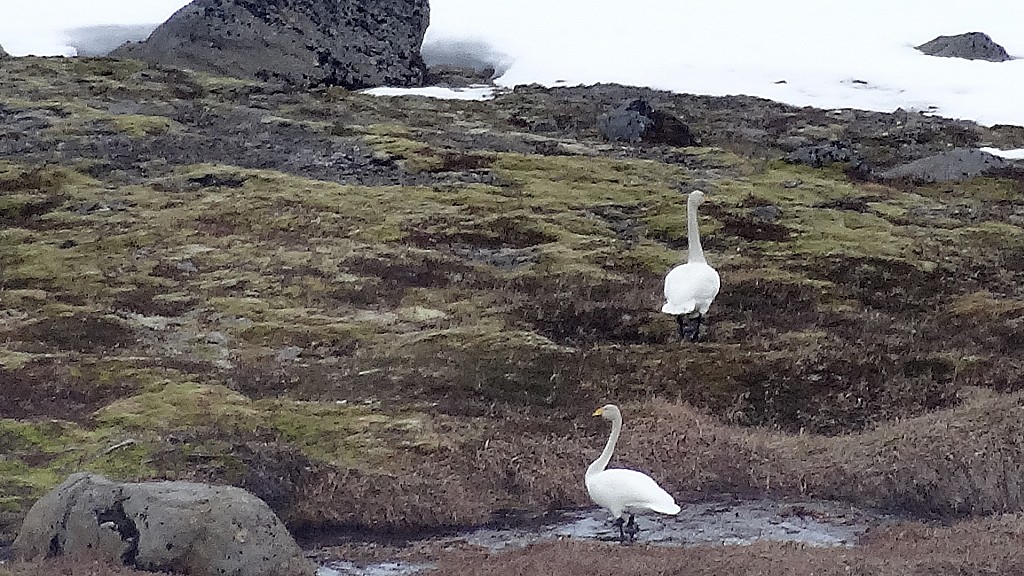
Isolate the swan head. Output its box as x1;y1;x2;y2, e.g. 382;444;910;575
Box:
593;404;621;422
688;190;706;205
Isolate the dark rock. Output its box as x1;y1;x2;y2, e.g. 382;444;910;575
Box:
13;473;313;576
879;148;1009;182
110;0;430;89
786;141;861;168
751;205;782;223
0;44;8;59
174;260;198;273
915;32;1011;62
599;98;698;146
426;65;498;88
276;345;304;362
776;135;813;152
189;173;247;188
816;197;871;212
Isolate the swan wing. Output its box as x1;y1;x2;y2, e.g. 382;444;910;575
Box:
586;468;680;516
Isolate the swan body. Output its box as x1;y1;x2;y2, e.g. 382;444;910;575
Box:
585;404;680;541
661;262;720;316
586;468;682;519
662;189;720;341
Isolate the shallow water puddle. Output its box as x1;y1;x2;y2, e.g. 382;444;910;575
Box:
317;499;885;576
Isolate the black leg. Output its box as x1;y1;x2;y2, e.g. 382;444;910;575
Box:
676;314;703;343
624;514;639;541
690;314;703;342
613;517;626;542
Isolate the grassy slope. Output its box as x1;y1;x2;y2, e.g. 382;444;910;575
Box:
2;56;1024;548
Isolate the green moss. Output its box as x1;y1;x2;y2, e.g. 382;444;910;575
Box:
96;382;434;466
492;152;685;208
0;160;90;191
914;177;1024;202
109;114;174;137
364;124;446;171
0;417;156;513
69;57;147;81
951;291;1024;318
0;349;36;370
784;207;911;260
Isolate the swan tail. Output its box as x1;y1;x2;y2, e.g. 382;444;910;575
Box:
661;300;697;315
650;501;681;515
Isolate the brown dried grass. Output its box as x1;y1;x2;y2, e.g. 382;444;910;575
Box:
290;389;1024;533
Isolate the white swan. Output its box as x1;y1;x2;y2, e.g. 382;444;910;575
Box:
662;189;720;342
585;404;681;542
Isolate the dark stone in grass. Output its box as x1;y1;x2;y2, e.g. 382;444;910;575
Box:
786;141;861;169
599;98;698;147
750;205;782;223
189;173;247;188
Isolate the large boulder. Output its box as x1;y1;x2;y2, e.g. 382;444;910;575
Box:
915;32;1011;62
878;148;1009;182
13;473;314;576
110;0;430;89
0;44;9;59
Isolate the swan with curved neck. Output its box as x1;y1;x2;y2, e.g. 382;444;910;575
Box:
662;190;721;342
585;404;681;542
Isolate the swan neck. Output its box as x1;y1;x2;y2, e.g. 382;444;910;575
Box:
587;415;621;477
687;197;706;264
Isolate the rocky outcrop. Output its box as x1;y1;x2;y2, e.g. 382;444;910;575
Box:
0;44;9;59
13;473;313;576
599;98;698;146
878;148;1009;182
786;141;862;169
110;0;429;89
916;32;1011;62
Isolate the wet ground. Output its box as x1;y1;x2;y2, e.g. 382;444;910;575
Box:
315;498;890;576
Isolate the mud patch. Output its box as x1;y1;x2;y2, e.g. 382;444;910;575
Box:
21;314;138;353
0;361;139;420
315;499;887;576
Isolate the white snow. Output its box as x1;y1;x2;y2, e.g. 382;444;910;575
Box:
362;85;498;101
0;1;188;56
2;0;1023;127
980;147;1024;160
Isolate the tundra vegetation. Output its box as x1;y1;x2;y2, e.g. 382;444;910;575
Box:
2;56;1024;574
